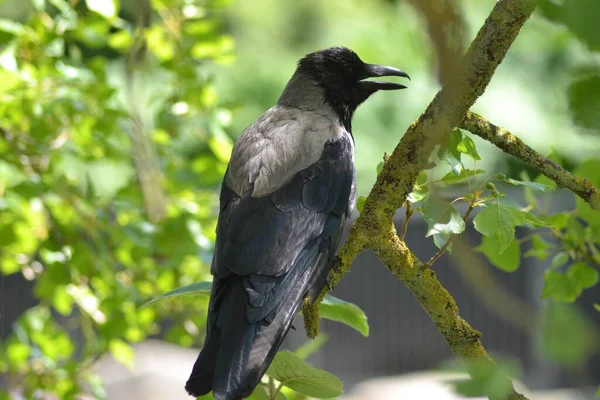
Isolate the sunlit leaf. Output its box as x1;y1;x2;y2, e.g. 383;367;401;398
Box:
421;197;465;240
497;175;553;192
524;234;552;260
568;262;599;294
441;169;486;184
437;129;463;175
452;358;520;399
574;159;600;229
6;341;30;365
143;281;213;307
267;351;343;398
294;334;328;360
477;236;520;272
86;0;118;18
356;196;366;212
456;134;482;161
473;201;524;253
538;0;600;52
319;295;369;337
542;270;577;302
541;302;597;365
109;339;135;369
551;251;569;268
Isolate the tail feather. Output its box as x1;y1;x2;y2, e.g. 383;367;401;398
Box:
185;328;219;396
186;244;326;399
185;268;313;399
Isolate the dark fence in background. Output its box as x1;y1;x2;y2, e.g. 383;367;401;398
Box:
1;193;599;391
284;198;600;391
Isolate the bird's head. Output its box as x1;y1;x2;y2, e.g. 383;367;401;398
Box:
278;47;409;131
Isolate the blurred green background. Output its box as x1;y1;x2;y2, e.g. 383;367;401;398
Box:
0;0;599;398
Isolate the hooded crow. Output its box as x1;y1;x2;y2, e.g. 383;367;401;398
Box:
185;47;409;400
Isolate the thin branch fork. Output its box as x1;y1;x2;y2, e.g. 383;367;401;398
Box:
461;111;600;211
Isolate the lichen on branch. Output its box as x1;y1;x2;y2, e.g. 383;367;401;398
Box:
303;0;536;399
461;111;600;210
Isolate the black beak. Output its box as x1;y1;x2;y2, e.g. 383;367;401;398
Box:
359;64;410;91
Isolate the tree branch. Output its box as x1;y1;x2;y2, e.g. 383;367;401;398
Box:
303;1;536;399
304;0;536;328
461;111;600;210
371;226;528;400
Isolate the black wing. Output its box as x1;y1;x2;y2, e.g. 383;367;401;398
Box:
185;134;355;399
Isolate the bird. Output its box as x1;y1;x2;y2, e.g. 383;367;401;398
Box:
185;46;409;400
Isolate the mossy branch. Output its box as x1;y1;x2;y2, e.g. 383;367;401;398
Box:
461;111;600;210
303;0;535;399
304;0;536;328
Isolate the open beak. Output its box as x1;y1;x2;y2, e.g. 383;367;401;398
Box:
359;64;410;91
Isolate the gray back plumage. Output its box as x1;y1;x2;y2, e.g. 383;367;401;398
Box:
226;104;350;198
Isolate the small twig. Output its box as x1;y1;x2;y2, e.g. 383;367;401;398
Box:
461;111;600;210
423;203;475;269
400;201;413;240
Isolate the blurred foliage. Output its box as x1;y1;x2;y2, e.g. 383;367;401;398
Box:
0;0;599;399
0;0;234;397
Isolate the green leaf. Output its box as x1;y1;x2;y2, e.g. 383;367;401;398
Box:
407;188;427;203
208;132;233;163
109;339;135;369
143;281;212;307
551;251;569;268
497;176;553;192
294;334;328;360
52;286;73;316
477;236;520;272
6;341;30;365
319;295;369;337
594;303;600;312
86;0;118;18
0;69;21;94
521;211;552;228
456;134;482;161
86;160;134;199
376;161;384;174
267;351;343;398
356;196;366;212
473;201;524;253
542;302;597;365
416;170;427;186
524;234;552;260
441;169;486;184
108;30;134;51
421;197;465;242
574;159;600;229
437;129;463;175
432;232;451;252
0;19;36;38
542;271;577;302
547;213;570;230
408;171;428;203
568;74;600;132
567;262;599;293
538;0;600;51
249;387;286;400
566;217;586;244
452;359;520;399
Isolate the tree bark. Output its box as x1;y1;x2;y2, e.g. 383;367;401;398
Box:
303;1;537;399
